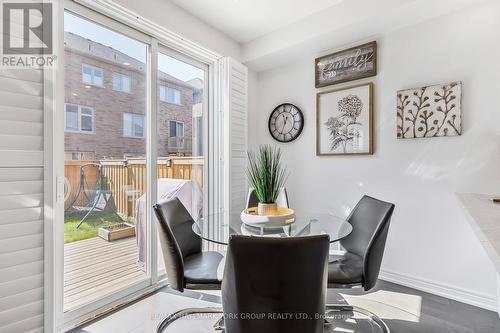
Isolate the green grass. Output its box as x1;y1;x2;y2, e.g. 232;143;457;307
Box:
64;211;130;244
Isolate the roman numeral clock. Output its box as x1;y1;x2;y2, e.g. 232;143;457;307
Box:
268;103;304;142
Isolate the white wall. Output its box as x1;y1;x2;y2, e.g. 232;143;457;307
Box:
248;1;500;308
113;0;241;60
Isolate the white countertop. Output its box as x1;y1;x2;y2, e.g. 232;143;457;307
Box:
457;193;500;273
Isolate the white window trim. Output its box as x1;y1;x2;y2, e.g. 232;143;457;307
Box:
64;103;96;134
113;72;131;93
82;63;104;87
123;112;145;138
160;85;182;105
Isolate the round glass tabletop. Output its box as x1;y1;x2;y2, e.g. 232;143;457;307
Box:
192;211;352;245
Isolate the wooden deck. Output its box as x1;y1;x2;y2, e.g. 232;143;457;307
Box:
64;236;146;312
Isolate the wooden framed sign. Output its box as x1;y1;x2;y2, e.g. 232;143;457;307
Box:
315;41;377;88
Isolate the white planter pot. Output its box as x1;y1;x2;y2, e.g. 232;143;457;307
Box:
258;202;278;216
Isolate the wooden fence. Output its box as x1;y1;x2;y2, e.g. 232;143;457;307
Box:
64;157;204;219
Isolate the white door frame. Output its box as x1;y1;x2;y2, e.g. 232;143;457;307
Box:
46;1;223;331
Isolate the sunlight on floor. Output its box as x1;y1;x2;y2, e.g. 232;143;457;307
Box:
340;290;422;322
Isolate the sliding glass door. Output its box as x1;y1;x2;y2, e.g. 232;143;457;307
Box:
155;48;208;276
60;2;213;327
63;10;149;314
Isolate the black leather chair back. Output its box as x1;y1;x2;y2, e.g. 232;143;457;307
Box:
340;195;395;290
153;197;201;292
222;235;329;333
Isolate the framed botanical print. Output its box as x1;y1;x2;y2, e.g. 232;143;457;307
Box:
397;81;462;139
316;83;373;156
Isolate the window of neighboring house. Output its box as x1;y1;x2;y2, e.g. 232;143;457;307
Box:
64;151;95;160
65;104;95;133
82;64;104;86
160;86;181;104
113;73;131;93
123;113;145;138
169;121;184;137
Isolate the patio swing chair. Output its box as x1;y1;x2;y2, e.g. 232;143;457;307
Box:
65;162;122;229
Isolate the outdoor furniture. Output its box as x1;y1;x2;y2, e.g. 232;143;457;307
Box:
135;178;203;271
65;162;121;228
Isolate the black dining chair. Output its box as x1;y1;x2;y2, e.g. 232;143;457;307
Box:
327;195;395;332
153;197;223;292
222;235;330;333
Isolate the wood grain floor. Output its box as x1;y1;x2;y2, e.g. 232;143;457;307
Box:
64;236;146;312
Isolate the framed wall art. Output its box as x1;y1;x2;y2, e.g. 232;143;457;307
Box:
316;83;373;156
397;81;462;139
315;41;377;88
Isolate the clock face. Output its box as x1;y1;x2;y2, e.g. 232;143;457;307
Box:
268;103;304;142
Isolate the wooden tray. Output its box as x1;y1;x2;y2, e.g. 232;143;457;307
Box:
241;207;295;227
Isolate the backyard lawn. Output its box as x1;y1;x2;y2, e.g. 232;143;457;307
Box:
64;211;128;243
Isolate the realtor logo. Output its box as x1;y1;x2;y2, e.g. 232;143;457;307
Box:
1;1;55;68
3;2;52;54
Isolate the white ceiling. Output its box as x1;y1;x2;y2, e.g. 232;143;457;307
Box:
168;0;484;71
168;0;345;43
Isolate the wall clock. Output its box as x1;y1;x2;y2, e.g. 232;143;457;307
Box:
268;103;304;142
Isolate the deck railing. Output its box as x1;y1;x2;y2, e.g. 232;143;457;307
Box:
64;157;204;219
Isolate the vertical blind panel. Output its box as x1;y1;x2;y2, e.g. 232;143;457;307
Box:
227;58;248;214
0;65;43;332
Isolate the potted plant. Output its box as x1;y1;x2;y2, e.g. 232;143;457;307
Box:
246;145;288;215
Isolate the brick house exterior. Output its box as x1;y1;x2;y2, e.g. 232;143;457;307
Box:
64;32;200;160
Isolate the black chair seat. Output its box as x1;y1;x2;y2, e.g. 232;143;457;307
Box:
328;252;363;285
184;251;223;284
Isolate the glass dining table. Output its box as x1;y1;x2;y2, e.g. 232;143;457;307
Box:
192;210;353;245
158;210;390;333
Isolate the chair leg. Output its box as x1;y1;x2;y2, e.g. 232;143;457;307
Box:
325;304;390;333
156;307;223;333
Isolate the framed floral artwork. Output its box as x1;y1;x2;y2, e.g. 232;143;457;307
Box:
316;83;373;156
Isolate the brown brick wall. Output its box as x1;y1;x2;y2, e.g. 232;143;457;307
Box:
64;49;195;159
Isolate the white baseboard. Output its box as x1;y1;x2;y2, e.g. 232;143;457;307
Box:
379;268;498;312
